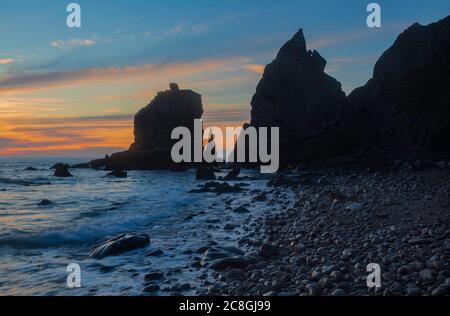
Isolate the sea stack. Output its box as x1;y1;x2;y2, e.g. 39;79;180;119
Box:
106;84;204;170
239;29;347;166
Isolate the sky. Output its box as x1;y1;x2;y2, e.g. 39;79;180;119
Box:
0;0;449;158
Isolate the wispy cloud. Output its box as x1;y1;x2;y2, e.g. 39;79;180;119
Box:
308;22;410;50
325;54;379;74
0;57;251;95
244;64;265;74
204;106;250;123
51;38;98;49
164;25;184;36
0;115;132;156
0;58;16;65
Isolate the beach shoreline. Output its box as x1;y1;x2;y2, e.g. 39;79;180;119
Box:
199;163;450;296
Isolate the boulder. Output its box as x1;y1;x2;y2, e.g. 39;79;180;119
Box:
50;163;69;170
208;256;254;271
89;233;150;259
259;242;278;259
224;167;240;180
188;182;245;194
38;199;53;206
106;170;128;178
200;246;245;266
196;167;216;180
54;164;73;177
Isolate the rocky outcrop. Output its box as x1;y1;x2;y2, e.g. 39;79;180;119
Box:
250;29;347;164
242;16;450;167
106;84;204;170
346;16;450;157
130;83;203;152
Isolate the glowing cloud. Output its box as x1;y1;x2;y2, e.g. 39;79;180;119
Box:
0;58;16;65
51;39;98;49
244;64;265;74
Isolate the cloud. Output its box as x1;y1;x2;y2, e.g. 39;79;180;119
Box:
244;64;265;74
325;55;379;74
307;23;410;50
0;57;251;95
308;30;370;50
0;97;70;119
164;25;184;36
204;106;250;123
51;39;98;49
0;58;16;65
0;115;132;156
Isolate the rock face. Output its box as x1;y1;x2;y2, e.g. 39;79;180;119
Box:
106;84;204;170
249;29;347;164
346;16;450;157
242;17;450;166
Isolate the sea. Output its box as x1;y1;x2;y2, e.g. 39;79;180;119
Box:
0;158;277;296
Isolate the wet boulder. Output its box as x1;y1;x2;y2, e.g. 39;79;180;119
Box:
107;170;128;178
53;164;73;177
196;167;216;180
208;256;255;271
224;167;240;180
89;233;150;259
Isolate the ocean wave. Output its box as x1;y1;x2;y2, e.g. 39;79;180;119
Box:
0;212;152;250
0;177;50;187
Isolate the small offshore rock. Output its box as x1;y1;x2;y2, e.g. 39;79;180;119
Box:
107;170;128;178
196;167;216;180
54;164;73;177
38;199;53;206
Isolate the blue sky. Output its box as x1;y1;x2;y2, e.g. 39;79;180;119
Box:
0;0;449;157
